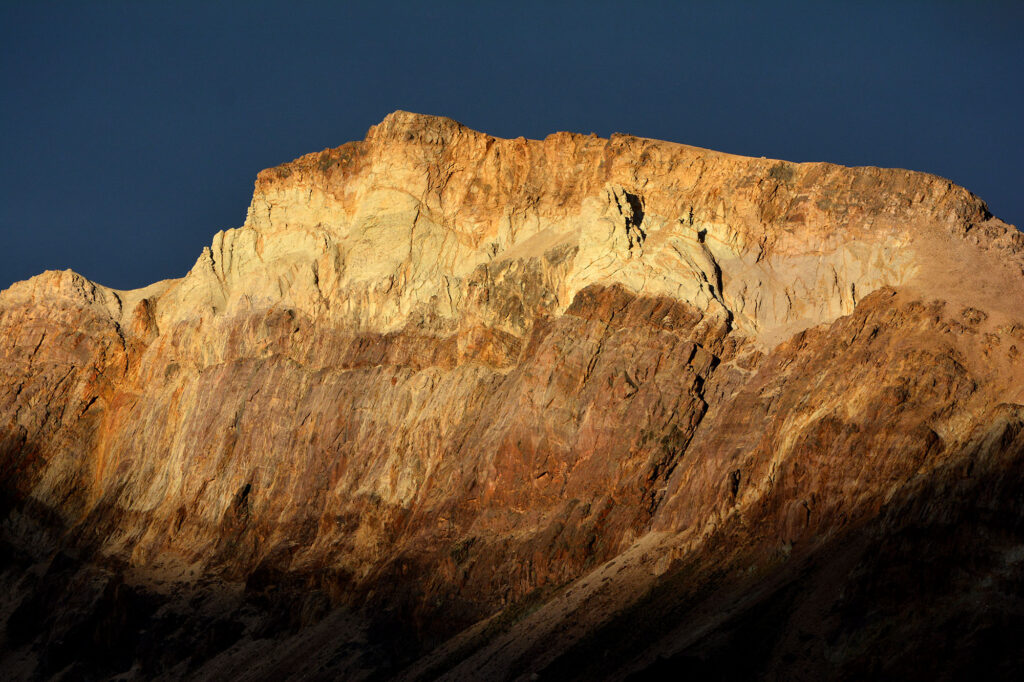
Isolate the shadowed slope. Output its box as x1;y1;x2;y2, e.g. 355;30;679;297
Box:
1;112;1022;679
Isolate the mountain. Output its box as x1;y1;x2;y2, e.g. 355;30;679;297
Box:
2;111;1023;680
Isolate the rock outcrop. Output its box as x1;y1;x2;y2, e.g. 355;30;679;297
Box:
2;111;1023;680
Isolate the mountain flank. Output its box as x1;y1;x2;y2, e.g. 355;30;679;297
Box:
1;111;1023;680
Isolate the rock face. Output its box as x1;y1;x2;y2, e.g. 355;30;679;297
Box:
2;111;1023;680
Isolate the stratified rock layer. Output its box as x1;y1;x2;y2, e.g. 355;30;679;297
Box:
1;112;1023;680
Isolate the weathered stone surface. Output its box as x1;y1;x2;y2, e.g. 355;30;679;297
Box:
1;112;1023;679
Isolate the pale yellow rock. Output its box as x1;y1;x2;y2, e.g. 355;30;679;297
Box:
118;111;1015;354
2;111;1023;680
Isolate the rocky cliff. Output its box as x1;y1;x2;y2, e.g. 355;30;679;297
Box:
2;111;1023;680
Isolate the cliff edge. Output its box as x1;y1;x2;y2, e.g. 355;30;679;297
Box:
1;112;1023;680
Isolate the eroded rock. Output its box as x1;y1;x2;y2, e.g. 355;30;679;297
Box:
2;112;1023;680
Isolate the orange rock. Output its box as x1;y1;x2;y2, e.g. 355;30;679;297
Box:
1;112;1022;679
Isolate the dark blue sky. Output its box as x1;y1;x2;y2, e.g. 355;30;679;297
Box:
2;1;1022;290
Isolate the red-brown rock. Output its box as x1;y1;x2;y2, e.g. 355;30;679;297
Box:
1;112;1022;680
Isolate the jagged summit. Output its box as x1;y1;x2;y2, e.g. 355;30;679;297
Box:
16;111;1019;351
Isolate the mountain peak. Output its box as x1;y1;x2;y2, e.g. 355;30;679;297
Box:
366;109;472;145
2;114;1023;680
